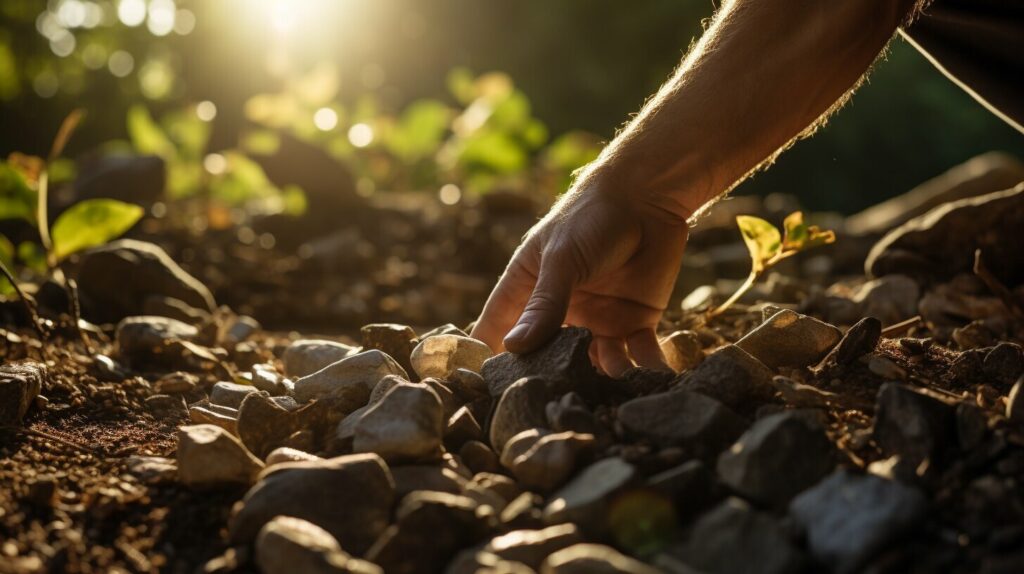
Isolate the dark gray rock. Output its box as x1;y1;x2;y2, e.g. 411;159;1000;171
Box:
116;316;198;367
361;323;418;378
76;239;215;323
506;431;595;493
849;275;920;326
483;327;599;398
673;345;774;415
647;460;718;519
735;310;841;369
389;464;467;499
717;411;836;507
145;394;188;420
366;492;492;574
866;183;1024;284
230;454;395;555
489;377;551;452
789;470;928;574
484;523;585;571
873;383;956;469
543;458;635;533
210;381;260;409
618;390;746;458
677;497;803;574
984;342;1024;387
0;362;46;425
825;317;882;366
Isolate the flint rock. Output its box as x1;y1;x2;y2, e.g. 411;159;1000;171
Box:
736;309;840;370
283;339;360;378
873;383;956;469
353;383;444;463
790;470;928;574
483;327;599;398
366;492;491;574
294;350;407;410
618;390;746;457
866;184;1024;284
490;377;551;452
0;362;46;425
717;411;835;507
542;544;660;574
678;497;803;574
176;424;263;488
230;453;395;555
256;516;382;574
76;239;215;323
673;345;774;415
544;458;635;532
410;334;493;379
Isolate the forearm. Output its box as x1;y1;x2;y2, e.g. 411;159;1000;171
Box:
578;0;919;220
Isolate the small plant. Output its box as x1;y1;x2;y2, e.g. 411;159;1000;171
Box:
707;211;836;317
0;110;144;338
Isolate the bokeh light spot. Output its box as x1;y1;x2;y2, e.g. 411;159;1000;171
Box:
348;123;374;148
117;0;147;27
204;153;228;175
439;184;462;205
147;0;176;36
196;100;218;122
107;50;134;77
313;107;339;131
174;9;195;35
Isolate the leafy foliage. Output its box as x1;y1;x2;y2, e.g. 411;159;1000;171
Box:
50;199;144;262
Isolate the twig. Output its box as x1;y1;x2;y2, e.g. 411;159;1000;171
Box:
973;249;1024;320
1;425;100;455
0;259;46;340
61;275;93;353
881;315;922;338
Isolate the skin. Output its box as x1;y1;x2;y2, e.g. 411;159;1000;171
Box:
472;0;922;376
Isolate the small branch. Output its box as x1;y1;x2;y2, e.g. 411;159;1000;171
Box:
64;276;93;354
0;259;46;340
708;270;759;318
881;315;922;338
1;425;100;455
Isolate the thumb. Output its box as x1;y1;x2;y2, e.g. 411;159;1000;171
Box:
503;250;578;354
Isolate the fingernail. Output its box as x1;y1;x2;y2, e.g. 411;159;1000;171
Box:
504;322;531;345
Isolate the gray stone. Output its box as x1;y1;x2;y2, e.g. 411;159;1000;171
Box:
483;327;599;398
145;394;188;420
873;383;956;470
0;362;46;425
210;381;260;409
293;350;408;410
544;458;635;532
790;470;928;574
618;391;746;458
237;392;319;460
674;345;774;415
866;184;1024;284
353;383;444;463
984;343;1024;387
411;334;493;379
230;453;395;555
647;460;718;518
283;339;360;378
825;317;881;366
659;331;703;373
490;377;551;452
256;516;382;574
445;406;484;449
446;368;490;401
736;310;840;370
189;404;238;435
717;411;835;507
251;363;292;396
365;492;491;574
176;424;263;488
265;447;321;466
507;431;595;493
76;239;215;323
116;316;198;366
460;440;502;475
125;455;177;484
390;464;467;499
153;371;198;394
849;275;920;326
678;497;803;574
224;315;261;346
541;544;660;574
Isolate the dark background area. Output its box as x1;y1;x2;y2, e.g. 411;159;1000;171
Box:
2;0;1022;213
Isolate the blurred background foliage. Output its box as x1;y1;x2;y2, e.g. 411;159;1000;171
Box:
1;0;1022;215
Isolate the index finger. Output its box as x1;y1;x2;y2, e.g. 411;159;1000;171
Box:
470;259;537;353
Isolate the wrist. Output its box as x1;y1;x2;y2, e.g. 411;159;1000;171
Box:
573;155;708;224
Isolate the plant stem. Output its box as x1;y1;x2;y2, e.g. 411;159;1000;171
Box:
708;270;760;318
0;258;46;340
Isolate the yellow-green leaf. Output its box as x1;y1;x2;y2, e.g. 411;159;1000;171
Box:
0;234;14;295
782;211;808;250
0;163;37;223
127;105;176;159
50;199;144;261
736;215;781;273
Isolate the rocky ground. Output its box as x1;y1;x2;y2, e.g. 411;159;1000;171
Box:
1;152;1024;574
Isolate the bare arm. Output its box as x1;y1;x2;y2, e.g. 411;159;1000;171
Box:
471;0;920;372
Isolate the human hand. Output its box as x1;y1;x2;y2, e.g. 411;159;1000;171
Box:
470;184;689;376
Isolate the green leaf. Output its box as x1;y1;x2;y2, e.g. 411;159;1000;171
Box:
782;211;836;251
50;199;144;261
127;105;176;159
0;234;14;295
0;163;38;223
17;241;46;274
446;67;476;105
736;215;781;273
387;99;452;162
